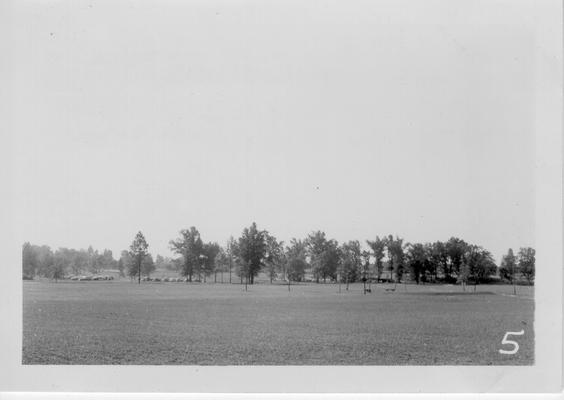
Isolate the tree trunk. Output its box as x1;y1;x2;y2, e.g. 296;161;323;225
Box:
138;261;141;285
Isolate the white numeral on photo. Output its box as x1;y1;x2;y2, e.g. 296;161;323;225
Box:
499;330;525;355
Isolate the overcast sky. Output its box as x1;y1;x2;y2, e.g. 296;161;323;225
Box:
11;0;535;261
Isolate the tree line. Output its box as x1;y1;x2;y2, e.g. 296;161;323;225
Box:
22;222;536;287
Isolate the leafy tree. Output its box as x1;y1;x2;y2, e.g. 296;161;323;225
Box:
305;232;341;283
428;241;448;282
319;239;341;282
202;242;221;282
366;236;386;281
462;245;497;291
306;231;328;283
265;233;285;283
237;222;267;285
445;237;468;281
129;231;149;284
285;238;308;283
518;247;535;284
169;227;204;282
406;243;427;284
499;248;517;283
22;242;38;279
384;235;395;281
385;236;405;282
49;255;66;282
34;245;54;277
341;240;362;289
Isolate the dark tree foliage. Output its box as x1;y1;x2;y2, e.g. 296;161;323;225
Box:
306;231;340;283
366;236;386;280
169;227;204;282
201;242;221;281
340;240;362;289
237;222;267;285
445;237;468;281
518;247;535;284
285;238;308;282
406;243;427;284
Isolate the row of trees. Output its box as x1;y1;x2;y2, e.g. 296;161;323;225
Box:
127;223;536;287
22;223;536;287
22;243;119;281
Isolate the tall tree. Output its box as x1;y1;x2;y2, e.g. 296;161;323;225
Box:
285;238;308;285
306;231;329;283
319;239;341;283
385;236;405;282
366;236;386;281
406;242;427;284
518;247;535;284
265;233;285;284
499;248;517;284
129;231;149;284
169;227;204;282
22;242;38;279
445;237;468;282
462;245;497;291
237;222;267;285
341;240;362;290
226;236;237;284
429;241;448;282
202;242;221;282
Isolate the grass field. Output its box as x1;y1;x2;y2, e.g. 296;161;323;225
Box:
22;281;534;365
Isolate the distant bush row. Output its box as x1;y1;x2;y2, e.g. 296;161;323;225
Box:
22;223;535;286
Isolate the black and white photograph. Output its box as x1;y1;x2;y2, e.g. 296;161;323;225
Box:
0;0;562;395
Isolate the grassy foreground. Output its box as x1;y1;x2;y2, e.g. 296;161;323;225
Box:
22;281;534;365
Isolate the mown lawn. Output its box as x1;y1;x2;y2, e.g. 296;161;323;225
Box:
22;281;534;365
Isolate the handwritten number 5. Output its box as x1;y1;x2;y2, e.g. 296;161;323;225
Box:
499;330;524;355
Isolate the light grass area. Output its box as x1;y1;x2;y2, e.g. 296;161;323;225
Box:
22;281;534;365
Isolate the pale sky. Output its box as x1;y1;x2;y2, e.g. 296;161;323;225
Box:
11;0;535;262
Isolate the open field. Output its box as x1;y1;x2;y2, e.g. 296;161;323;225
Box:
23;281;534;365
